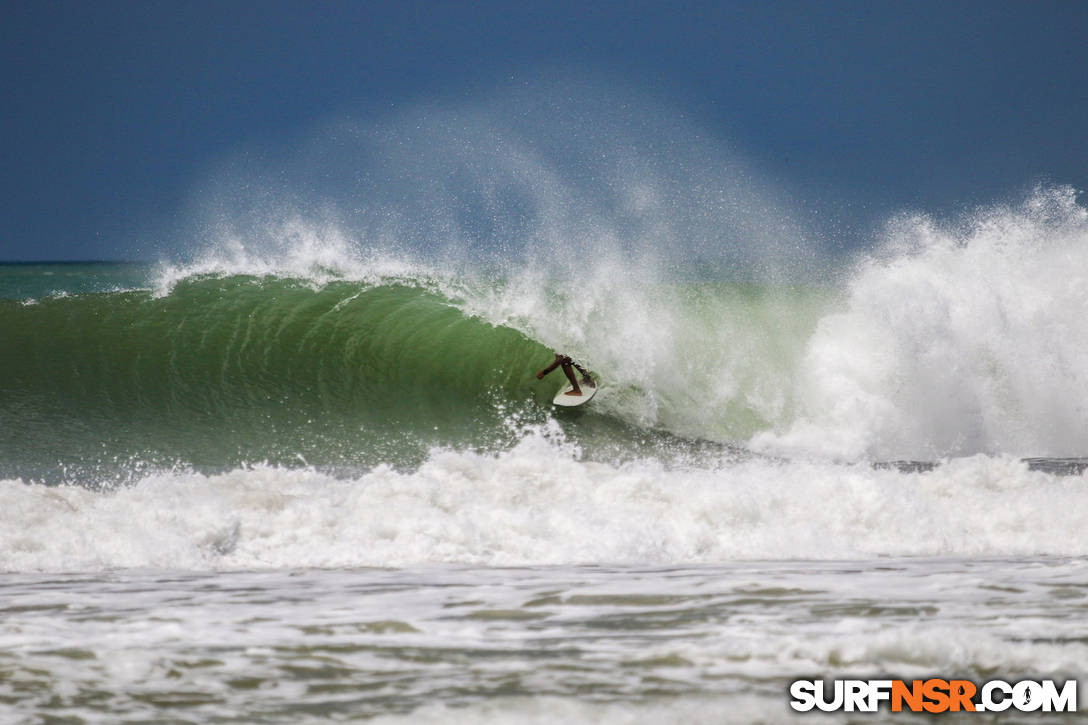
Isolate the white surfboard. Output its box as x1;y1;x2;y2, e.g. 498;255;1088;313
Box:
553;381;597;407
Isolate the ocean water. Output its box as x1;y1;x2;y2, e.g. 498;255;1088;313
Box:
3;184;1088;722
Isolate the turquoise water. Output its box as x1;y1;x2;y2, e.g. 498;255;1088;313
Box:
0;263;831;483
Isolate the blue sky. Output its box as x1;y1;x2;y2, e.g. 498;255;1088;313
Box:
3;0;1088;261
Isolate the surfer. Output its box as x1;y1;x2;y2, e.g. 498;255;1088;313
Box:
537;353;594;396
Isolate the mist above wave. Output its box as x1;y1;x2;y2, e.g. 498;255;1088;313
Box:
148;79;1088;461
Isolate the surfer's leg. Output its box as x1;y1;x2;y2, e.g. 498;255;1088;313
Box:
561;361;582;395
572;361;594;387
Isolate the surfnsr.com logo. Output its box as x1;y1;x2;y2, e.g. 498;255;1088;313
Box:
789;679;1077;713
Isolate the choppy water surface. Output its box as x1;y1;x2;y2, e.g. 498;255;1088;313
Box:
3;559;1086;724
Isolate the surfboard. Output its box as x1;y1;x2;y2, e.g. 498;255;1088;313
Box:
553;381;597;407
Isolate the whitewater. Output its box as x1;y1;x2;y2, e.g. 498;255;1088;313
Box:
3;94;1087;720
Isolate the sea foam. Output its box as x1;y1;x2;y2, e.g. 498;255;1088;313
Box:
3;423;1086;573
754;185;1088;460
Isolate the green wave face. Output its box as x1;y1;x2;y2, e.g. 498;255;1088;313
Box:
1;275;555;481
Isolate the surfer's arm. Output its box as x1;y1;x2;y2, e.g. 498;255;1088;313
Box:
536;359;561;379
